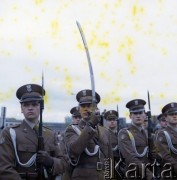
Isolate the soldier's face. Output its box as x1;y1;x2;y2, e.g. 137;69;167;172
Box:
79;103;95;120
21;101;40;122
72;115;81;124
106;119;117;129
130;111;146;126
159;119;167;128
166;113;177;125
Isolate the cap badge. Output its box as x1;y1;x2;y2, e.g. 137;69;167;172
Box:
82;90;87;96
26;85;32;92
135;100;138;105
171;103;174;108
110;110;112;114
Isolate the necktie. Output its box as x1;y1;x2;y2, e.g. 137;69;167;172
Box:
33;125;39;135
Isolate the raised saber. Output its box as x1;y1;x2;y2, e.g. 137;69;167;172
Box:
76;21;96;105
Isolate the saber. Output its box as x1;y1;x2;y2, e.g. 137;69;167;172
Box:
76;21;96;105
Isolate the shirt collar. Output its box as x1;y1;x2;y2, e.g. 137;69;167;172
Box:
24;119;39;129
132;122;143;132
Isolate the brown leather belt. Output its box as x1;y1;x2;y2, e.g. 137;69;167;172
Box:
76;162;103;171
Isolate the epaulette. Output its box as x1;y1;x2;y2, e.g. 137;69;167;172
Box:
43;125;53;131
9;124;20;128
98;125;109;132
121;126;129;131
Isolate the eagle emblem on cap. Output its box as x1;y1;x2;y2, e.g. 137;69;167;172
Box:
82;90;86;96
26;85;32;92
135;100;138;105
171;103;174;108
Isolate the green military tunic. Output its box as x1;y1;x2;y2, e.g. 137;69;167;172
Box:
118;124;153;180
155;125;177;177
64;119;113;180
108;129;121;179
0;120;67;180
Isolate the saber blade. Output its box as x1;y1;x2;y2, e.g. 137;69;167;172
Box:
76;21;96;104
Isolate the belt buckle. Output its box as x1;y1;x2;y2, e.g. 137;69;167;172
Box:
97;162;103;171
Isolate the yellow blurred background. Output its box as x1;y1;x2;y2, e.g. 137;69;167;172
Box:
0;0;177;122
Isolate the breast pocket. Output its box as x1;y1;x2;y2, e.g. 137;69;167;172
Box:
135;142;147;154
18;144;37;152
17;144;37;163
45;144;56;156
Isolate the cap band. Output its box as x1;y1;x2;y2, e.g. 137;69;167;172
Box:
130;108;145;113
20;95;42;103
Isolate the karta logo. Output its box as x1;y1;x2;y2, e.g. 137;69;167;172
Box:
105;159;177;179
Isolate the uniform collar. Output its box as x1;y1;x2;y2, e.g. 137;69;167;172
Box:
24;119;39;129
131;122;143;132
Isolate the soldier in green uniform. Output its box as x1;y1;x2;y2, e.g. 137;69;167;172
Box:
154;113;167;132
104;110;120;179
0;84;67;180
155;102;177;179
118;99;154;180
70;106;82;125
60;106;82;180
64;89;113;180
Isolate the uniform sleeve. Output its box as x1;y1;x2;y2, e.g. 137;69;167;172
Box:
0;128;22;180
64;124;96;156
156;130;177;173
118;129;153;180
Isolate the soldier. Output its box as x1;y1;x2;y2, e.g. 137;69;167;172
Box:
59;106;81;180
104;110;120;179
0;84;67;180
70;106;81;125
155;102;177;178
154;113;167;132
64;89;113;180
118;99;154;180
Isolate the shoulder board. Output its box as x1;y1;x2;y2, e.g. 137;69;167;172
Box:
9;124;20;128
121;127;129;130
43;126;53;131
98;125;108;131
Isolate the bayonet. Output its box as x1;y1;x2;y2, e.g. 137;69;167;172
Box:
117;105;120;133
0;107;6;130
37;72;45;180
147;90;152;161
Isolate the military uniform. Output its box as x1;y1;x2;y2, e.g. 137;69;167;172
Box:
104;110;120;179
64;89;113;180
155;103;177;178
0;84;67;180
0;121;66;179
118;99;153;180
60;106;81;180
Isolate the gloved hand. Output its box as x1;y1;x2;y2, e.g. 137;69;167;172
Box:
36;150;54;168
88;109;101;128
